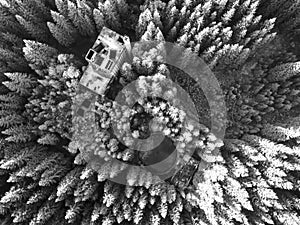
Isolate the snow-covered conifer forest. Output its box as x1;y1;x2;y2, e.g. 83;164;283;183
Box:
0;0;300;224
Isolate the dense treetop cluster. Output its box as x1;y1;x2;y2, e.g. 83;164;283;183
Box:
0;0;299;225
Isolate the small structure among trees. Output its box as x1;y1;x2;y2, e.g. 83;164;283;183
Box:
80;27;131;96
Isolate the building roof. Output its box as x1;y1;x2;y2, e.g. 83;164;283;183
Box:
94;54;105;67
109;49;117;60
81;27;130;96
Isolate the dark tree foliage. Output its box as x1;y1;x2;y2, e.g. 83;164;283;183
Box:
0;0;299;224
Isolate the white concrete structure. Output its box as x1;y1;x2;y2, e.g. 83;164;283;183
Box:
80;27;131;95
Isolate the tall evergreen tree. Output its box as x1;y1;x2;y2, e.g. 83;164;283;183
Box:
66;0;96;37
23;40;59;68
267;61;300;82
0;6;26;37
48;10;78;46
15;15;44;41
3;72;36;96
47;22;76;47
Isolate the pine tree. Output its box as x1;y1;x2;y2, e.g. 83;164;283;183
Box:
48;10;78;46
261;122;300;142
73;176;99;203
30;200;63;224
0;32;23;52
31;0;52;21
15;15;50;43
2;124;36;143
27;188;53;205
164;2;178;33
0;113;24;128
65;201;85;223
267;61;300;82
93;8;105;32
136;8;153;38
10;0;51;23
55;0;68;17
141;21;164;42
115;0;129;16
0;6;26;36
66;0;96;37
0;144;45;171
3;72;36;96
101;0;122;31
23;40;58;68
259;0;300;37
0;185;32;208
47;22;75;47
37;133;60;145
56;166;83;202
0;47;28;71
